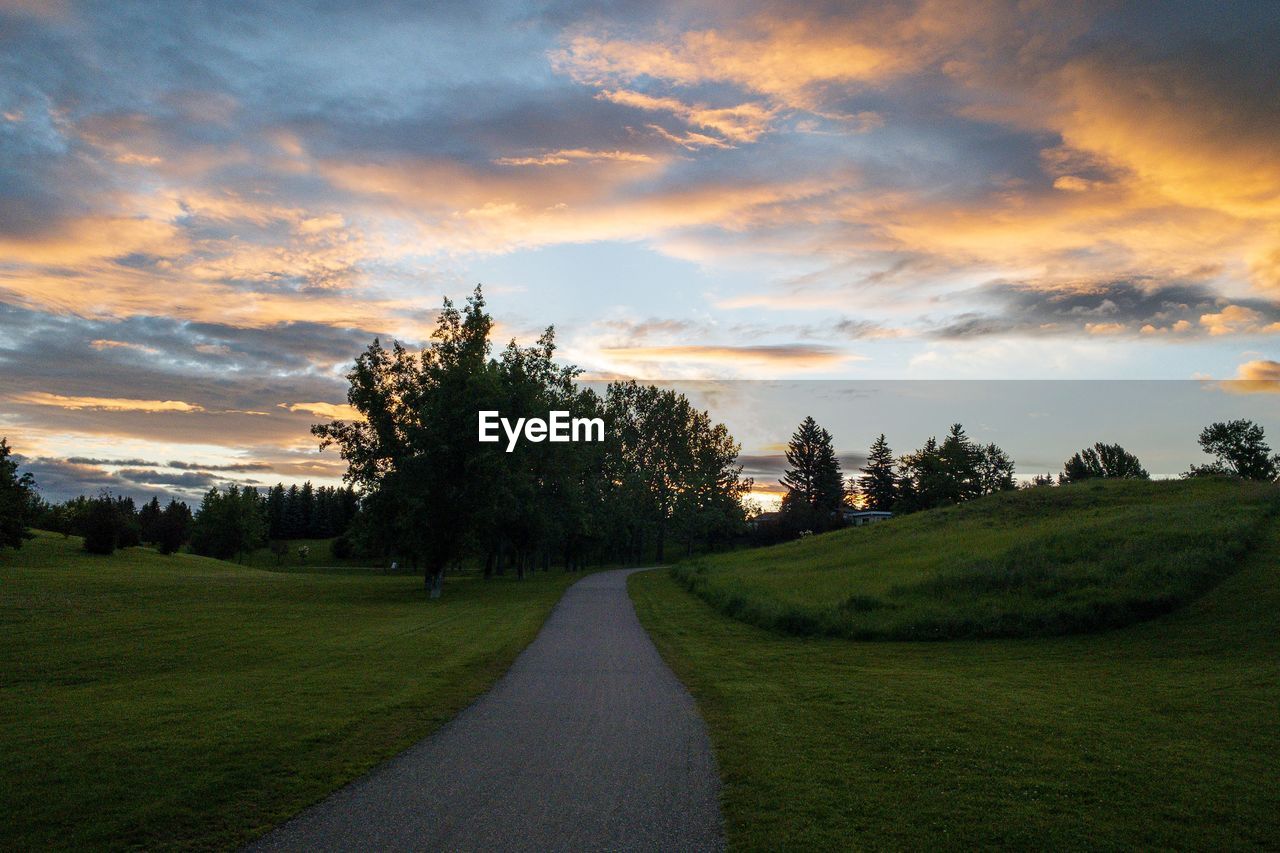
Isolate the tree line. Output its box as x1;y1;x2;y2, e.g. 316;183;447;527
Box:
0;468;357;560
766;414;1280;539
313;286;751;595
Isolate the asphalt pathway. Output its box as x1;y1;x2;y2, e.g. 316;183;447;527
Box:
247;569;724;852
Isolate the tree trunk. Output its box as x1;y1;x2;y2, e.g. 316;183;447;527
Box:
427;564;444;599
484;546;495;580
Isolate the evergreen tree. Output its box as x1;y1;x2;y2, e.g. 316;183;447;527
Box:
299;481;316;538
284;484;303;538
780;416;845;531
266;484;286;539
856;434;897;511
138;496;163;544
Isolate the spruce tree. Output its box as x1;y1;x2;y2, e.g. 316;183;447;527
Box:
780;416;844;531
857;434;898;511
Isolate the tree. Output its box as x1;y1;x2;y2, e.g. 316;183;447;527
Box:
779;416;845;532
156;499;192;555
605;380;748;562
978;443;1017;494
138;496;163;544
896;425;1016;512
82;494;120;555
1186;420;1279;481
189;485;266;561
314;286;504;596
1061;442;1149;483
856;434;897;511
0;438;36;549
315;287;751;584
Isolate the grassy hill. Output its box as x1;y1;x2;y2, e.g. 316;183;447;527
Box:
631;509;1280;848
676;478;1280;639
0;532;579;850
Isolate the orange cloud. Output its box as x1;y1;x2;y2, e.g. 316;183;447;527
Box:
277;402;363;421
1216;360;1280;395
10;392;206;413
596;89;777;143
1199;305;1280;337
494;148;656;166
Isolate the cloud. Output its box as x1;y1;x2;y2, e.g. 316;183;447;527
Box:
9;392;205;412
599;344;859;374
1199;305;1280;337
596;89;777;144
494;148;656;166
278;401;362;420
1217;359;1280;395
932;279;1280;340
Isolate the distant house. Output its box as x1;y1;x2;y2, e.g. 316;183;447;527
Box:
842;509;893;527
747;510;783;531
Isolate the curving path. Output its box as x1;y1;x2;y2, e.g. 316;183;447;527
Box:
247;569;723;852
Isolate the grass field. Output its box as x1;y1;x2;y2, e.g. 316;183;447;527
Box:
1;532;580;850
631;525;1280;849
236;537;387;572
676;478;1280;639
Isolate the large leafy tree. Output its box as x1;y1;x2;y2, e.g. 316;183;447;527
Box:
1061;442;1149;483
606;381;748;562
780;416;845;531
314;287;504;595
1186;419;1279;481
0;438;36;549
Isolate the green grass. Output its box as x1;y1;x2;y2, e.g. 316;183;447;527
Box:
630;526;1280;849
676;478;1280;639
1;532;581;850
235;537;386;572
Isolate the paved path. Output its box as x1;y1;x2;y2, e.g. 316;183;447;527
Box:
247;569;723;852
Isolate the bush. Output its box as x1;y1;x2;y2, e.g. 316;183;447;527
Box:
331;534;354;560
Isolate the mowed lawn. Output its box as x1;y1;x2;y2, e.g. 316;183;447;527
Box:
1;532;580;850
631;527;1280;849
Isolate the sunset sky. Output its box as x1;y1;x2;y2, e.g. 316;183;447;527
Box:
1;0;1278;501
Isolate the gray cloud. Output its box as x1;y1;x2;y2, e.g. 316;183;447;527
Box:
931;279;1280;339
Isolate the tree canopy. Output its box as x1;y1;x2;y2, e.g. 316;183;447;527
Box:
314;286;750;593
1186;420;1279;481
1060;443;1149;483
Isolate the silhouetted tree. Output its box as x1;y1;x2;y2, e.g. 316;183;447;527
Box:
1185;420;1279;481
897;425;1015;511
0;438;36;549
856;434;898;511
82;494;120;555
780;416;845;532
1061;442;1149;483
138;496;163;544
156;499;193;555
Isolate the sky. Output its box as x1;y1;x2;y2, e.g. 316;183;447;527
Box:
1;0;1278;502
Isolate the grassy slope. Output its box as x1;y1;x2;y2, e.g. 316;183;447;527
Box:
677;479;1280;639
631;526;1280;849
1;532;579;850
